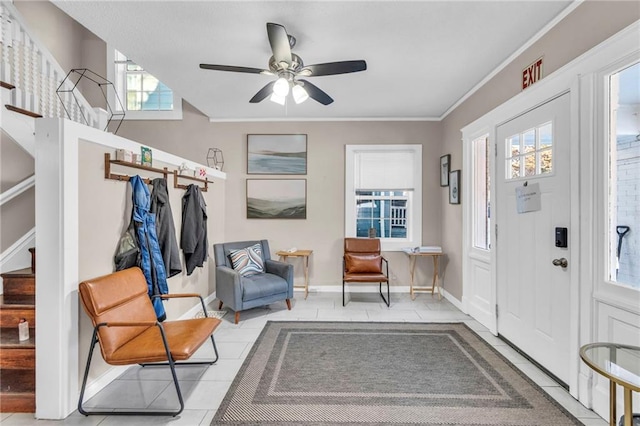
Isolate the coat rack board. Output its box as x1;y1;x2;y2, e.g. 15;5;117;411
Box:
104;153;210;191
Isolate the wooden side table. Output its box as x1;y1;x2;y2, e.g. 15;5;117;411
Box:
402;251;443;300
276;250;313;299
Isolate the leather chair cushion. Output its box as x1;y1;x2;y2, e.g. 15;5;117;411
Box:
105;317;220;365
345;253;382;274
242;273;288;302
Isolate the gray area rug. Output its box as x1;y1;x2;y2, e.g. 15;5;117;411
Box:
211;322;582;425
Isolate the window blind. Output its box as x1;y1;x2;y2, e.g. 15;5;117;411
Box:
354;150;415;190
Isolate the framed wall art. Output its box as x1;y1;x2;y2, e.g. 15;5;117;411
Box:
440;154;450;187
247;134;307;175
449;170;460;204
246;179;307;219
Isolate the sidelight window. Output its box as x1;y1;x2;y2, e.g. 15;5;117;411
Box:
608;62;639;290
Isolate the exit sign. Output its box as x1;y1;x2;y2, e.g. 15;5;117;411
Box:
522;57;543;90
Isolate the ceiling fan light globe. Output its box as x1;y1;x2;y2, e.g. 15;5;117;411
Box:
270;92;286;105
273;77;290;96
292;84;309;104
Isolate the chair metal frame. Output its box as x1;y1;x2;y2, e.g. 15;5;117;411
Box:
342;254;390;307
78;293;219;417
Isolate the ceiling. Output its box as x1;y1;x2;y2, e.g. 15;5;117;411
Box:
52;1;574;122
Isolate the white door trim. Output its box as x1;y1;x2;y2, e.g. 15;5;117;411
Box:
462;20;640;400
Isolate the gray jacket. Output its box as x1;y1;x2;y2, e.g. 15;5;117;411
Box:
150;178;182;278
181;184;208;275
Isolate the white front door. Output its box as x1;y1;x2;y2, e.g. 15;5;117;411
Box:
496;92;571;383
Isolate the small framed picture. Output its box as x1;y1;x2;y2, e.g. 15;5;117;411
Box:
440;154;450;187
449;170;460;204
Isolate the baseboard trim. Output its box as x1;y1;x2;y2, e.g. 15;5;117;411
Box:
81;365;131;403
178;292;217;320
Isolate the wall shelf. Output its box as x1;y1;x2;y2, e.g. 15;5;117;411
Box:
104;153;210;191
173;170;209;192
104;153;168;184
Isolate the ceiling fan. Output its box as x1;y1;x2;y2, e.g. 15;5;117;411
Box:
199;22;367;106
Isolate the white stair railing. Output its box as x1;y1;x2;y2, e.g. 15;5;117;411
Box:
0;1;99;128
0;174;34;207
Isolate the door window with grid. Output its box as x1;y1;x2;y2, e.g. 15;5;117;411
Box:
505;122;553;179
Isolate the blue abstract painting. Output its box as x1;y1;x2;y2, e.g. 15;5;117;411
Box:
247;134;307;175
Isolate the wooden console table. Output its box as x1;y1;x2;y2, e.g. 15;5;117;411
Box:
276;250;312;299
403;251;443;300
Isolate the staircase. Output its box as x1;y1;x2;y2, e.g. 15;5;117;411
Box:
0;1;100;130
0;248;36;412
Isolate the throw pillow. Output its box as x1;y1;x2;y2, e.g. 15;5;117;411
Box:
344;253;382;274
229;243;264;276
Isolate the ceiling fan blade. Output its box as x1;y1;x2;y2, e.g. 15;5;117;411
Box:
266;23;292;66
200;64;270;75
249;81;276;103
298;80;333;105
301;60;367;77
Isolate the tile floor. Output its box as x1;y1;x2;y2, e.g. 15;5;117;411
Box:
2;292;608;425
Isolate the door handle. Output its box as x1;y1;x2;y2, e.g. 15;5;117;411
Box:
552;258;568;268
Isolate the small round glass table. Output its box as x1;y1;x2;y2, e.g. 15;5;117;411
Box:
580;343;640;426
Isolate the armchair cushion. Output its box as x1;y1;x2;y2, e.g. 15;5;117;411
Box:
229;243;264;276
242;273;289;302
345;253;382;274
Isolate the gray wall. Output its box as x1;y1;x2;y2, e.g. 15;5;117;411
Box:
439;1;640;300
117;103;443;290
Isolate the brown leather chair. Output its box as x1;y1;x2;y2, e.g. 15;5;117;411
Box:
343;238;390;307
77;267;221;416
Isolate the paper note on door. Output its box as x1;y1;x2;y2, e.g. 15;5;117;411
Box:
516;182;541;213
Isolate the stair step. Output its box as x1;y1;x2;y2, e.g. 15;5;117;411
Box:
1;269;35;298
0;81;16;90
0;369;35;393
0;392;35;412
0;327;35;348
0;347;34;370
4;104;42;118
0;300;35;328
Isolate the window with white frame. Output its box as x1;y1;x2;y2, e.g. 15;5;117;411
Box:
607;62;639;290
109;49;182;120
472;135;490;250
345;145;422;251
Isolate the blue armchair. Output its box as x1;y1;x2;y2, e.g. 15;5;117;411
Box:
213;240;293;323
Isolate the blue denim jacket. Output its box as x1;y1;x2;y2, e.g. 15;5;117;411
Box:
131;175;168;321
